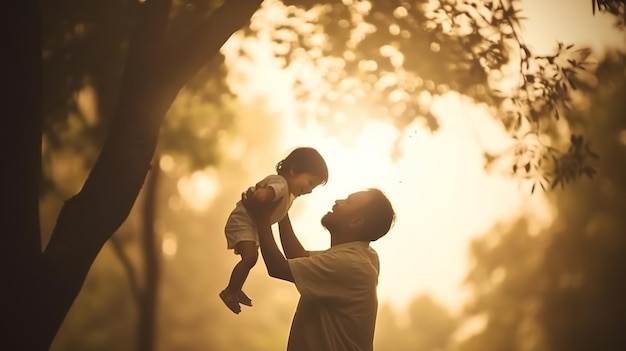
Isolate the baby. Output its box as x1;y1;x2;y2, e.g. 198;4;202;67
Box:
220;147;329;314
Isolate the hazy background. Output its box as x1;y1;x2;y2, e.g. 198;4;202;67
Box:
41;0;625;350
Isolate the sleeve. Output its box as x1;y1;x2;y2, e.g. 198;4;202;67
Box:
288;251;365;301
257;175;289;201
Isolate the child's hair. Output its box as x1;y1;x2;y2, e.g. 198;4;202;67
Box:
276;147;329;184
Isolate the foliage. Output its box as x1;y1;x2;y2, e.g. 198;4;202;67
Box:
459;220;550;351
536;53;626;351
31;1;267;349
238;0;625;189
593;0;626;27
41;0;235;195
375;295;458;351
458;53;626;351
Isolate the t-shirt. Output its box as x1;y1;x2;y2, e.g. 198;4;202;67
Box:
287;241;380;351
224;174;294;250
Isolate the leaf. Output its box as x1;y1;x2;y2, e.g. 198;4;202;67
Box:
551;178;558;189
585;142;600;159
583;166;596;179
570;134;582;145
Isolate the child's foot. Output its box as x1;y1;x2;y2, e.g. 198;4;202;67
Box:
219;290;241;314
238;290;252;307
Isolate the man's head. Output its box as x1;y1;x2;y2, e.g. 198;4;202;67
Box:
321;188;395;243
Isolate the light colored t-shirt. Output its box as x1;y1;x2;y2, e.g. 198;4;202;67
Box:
224;174;294;251
287;241;380;351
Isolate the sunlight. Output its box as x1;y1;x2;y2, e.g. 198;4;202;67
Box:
278;93;553;313
161;231;178;258
219;3;556;314
177;168;220;212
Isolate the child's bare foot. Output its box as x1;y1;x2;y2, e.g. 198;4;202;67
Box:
238;290;252;307
219;290;241;314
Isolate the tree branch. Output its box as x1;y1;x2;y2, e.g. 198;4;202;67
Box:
110;236;142;305
162;0;264;88
121;0;172;87
40;1;264;345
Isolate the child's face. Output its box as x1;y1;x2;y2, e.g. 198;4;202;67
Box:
286;171;325;197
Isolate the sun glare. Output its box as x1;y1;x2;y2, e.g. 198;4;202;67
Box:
177;169;220;213
277;94;552;312
218;1;559;313
161;231;178;258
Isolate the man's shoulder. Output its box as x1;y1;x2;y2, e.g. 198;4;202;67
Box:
319;243;379;269
329;242;376;257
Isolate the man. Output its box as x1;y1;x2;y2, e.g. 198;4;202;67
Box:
242;187;395;351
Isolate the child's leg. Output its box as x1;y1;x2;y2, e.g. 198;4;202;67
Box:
226;241;258;292
220;241;258;314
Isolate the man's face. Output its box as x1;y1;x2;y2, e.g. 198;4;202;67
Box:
321;191;372;234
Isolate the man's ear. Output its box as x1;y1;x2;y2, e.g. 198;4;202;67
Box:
348;216;364;230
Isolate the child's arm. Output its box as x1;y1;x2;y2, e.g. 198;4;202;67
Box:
278;214;309;259
252;184;276;202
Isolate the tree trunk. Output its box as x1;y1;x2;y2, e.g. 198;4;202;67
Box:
138;167;161;351
2;1;264;349
2;0;44;350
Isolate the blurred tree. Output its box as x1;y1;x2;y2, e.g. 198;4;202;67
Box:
458;53;626;351
4;0;263;350
105;91;236;351
458;220;550;351
375;295;457;350
537;53;626;351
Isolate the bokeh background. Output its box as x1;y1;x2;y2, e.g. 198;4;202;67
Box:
41;0;625;350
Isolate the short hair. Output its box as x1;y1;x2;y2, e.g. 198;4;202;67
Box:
359;188;395;241
276;147;329;184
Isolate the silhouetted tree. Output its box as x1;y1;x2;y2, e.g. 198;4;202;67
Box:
41;1;237;349
4;1;263;349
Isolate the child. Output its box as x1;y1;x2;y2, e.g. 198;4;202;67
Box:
220;147;329;314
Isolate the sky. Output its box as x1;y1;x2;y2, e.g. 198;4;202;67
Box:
181;0;626;316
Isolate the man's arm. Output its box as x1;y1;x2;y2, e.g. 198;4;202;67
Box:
278;214;309;259
241;189;294;282
256;216;294;282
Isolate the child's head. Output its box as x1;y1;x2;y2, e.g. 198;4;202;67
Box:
276;147;329;197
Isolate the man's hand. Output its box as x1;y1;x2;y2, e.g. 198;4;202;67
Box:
252;185;275;203
241;186;279;224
